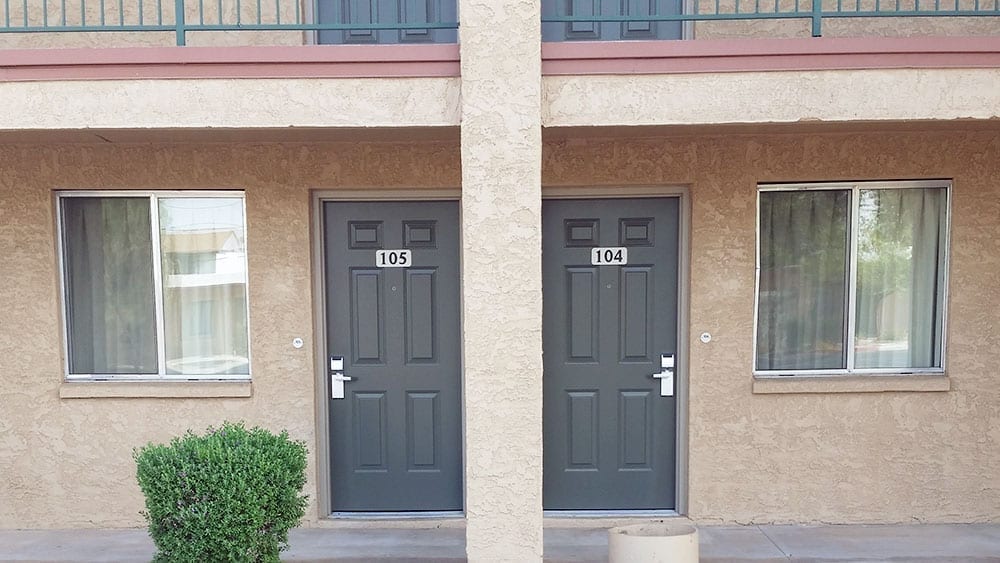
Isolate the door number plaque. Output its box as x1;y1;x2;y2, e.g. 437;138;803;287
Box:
375;249;411;268
591;247;627;266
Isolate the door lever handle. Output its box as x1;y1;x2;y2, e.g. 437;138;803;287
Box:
330;356;352;400
651;354;675;397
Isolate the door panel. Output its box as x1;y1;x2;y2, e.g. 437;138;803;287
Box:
317;0;458;45
543;197;679;510
541;0;682;42
325;201;461;512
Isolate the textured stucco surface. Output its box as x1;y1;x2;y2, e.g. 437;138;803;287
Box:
543;68;1000;128
0;1;303;48
0;142;461;529
458;0;544;557
0;78;460;130
1;128;999;536
542;128;1000;524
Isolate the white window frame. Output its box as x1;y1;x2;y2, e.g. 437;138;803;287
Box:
753;179;951;377
56;190;252;381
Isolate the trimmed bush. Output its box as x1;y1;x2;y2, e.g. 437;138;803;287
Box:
134;422;308;563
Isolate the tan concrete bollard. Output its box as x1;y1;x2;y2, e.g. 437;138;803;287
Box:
608;523;699;563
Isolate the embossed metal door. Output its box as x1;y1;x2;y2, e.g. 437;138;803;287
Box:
543;198;679;510
324;201;461;512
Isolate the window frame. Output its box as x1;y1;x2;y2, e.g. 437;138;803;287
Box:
753;179;951;377
56;190;252;381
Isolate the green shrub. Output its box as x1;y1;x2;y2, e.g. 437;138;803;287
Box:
134;422;308;563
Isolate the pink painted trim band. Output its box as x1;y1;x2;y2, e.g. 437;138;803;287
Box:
0;44;460;81
542;37;1000;75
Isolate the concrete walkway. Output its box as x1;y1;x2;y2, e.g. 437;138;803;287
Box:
1;523;999;562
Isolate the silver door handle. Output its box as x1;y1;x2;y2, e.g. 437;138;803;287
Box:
330;356;352;400
651;354;675;397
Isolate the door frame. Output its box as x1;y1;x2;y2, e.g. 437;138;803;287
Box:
311;189;463;519
541;185;691;517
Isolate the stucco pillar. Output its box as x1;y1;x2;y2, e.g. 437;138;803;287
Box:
458;0;543;558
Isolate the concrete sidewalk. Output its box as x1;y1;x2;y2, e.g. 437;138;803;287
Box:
1;523;999;562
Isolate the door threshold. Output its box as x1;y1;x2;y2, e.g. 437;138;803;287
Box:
544;509;680;518
328;510;465;520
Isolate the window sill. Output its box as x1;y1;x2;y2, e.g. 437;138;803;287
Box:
752;374;950;395
59;380;253;399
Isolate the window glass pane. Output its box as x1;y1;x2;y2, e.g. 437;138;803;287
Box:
62;197;158;374
854;188;947;369
159;198;250;376
757;191;850;371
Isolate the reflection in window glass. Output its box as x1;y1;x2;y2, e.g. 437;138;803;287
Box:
159;198;250;376
854;188;947;369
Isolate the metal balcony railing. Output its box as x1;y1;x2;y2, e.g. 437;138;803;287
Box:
0;0;997;45
542;0;1000;40
0;0;458;45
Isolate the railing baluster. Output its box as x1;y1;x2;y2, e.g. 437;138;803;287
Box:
80;0;85;25
139;0;143;25
217;0;221;24
175;0;185;44
295;0;300;23
5;0;10;29
157;0;162;25
811;0;822;35
275;0;280;24
199;0;203;24
237;0;241;25
714;0;719;15
256;0;261;24
43;0;48;27
118;0;123;25
22;0;27;26
100;0;105;25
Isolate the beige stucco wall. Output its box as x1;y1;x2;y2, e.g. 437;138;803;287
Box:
543;128;1000;524
0;0;304;48
0;141;460;529
459;0;544;557
0;78;461;130
1;0;997;48
543;69;1000;128
1;127;998;532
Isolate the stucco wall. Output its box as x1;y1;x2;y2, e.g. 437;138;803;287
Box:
0;141;461;529
459;0;544;556
543;128;1000;524
1;128;998;529
0;0;304;48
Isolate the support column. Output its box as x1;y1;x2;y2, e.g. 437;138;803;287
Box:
459;0;543;558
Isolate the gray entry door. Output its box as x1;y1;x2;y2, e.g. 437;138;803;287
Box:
316;0;458;44
324;201;462;512
543;198;679;510
541;0;682;42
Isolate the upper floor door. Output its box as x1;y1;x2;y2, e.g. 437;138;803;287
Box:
541;0;682;41
317;0;458;44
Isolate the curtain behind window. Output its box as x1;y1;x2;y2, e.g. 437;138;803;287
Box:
854;188;947;369
757;191;850;371
63;198;157;374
